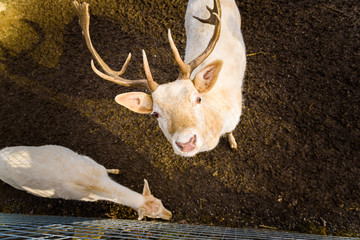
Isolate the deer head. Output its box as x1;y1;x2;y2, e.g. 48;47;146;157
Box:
73;0;222;157
137;179;172;220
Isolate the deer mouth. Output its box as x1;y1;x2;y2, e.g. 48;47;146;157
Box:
176;135;197;153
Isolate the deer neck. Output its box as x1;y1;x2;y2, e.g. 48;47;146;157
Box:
201;94;226;151
201;88;241;151
93;179;145;210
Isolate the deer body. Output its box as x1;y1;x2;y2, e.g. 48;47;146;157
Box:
0;145;171;220
73;0;246;157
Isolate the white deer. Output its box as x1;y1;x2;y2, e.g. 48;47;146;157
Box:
73;0;246;157
0;145;172;220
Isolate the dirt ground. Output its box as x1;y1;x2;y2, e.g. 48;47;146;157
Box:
0;0;359;237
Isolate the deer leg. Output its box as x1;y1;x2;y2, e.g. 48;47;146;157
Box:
106;169;120;175
227;132;237;150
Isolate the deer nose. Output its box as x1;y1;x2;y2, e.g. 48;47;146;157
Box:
176;135;197;153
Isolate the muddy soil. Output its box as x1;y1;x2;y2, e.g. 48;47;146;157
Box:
0;0;359;236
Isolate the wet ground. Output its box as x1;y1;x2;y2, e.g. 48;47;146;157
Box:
0;0;359;236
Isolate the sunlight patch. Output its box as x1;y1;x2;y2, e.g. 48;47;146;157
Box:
6;151;32;168
22;186;55;198
0;2;6;13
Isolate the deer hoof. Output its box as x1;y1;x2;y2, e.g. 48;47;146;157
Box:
227;132;237;150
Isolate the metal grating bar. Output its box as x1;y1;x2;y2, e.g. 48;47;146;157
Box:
0;213;358;239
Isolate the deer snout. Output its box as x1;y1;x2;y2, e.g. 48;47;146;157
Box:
176;135;197;153
160;208;172;220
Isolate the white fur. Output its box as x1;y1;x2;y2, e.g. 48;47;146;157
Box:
0;145;172;220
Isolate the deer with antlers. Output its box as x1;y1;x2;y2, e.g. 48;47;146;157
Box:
73;0;246;157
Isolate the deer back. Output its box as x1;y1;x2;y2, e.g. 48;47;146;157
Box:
185;0;246;90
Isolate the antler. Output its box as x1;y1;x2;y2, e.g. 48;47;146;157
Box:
73;1;158;91
168;0;221;79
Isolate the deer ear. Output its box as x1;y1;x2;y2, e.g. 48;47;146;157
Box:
193;60;223;93
142;179;152;197
115;92;153;114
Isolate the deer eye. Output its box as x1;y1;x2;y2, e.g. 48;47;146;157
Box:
195;97;202;104
152;111;160;118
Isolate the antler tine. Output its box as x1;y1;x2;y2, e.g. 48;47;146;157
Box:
193;0;221;25
142;50;158;91
117;52;132;76
168;0;221;79
168;29;191;79
73;1;148;89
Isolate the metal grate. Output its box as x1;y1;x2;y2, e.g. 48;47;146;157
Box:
0;213;358;239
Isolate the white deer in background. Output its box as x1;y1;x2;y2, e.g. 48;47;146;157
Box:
73;0;246;157
0;145;172;220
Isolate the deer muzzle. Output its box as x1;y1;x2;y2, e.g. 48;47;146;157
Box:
176;135;197;153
